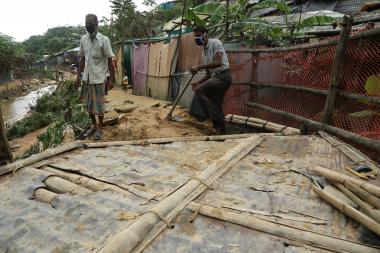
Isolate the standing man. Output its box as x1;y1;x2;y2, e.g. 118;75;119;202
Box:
189;26;232;134
76;14;115;140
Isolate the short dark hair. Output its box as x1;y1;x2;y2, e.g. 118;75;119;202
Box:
86;14;98;23
193;26;208;33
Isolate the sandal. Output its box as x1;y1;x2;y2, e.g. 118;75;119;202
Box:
94;130;103;141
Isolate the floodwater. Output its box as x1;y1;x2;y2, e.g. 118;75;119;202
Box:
1;85;57;125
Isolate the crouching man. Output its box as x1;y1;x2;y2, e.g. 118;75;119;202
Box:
76;13;115;140
189;26;231;134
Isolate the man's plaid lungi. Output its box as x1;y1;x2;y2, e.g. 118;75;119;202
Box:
81;83;105;116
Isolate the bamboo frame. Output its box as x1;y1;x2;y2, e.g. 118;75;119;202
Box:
313;184;380;236
247;102;380;153
0;142;82;176
226;28;380;53
344;181;380;210
187;202;380;253
235;82;380;105
225;114;300;135
98;135;265;253
323;16;353;124
312;166;380;198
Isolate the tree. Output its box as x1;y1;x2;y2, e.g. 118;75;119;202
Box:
0;33;24;70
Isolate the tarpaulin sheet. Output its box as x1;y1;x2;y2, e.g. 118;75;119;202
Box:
146;39;178;100
132;43;150;96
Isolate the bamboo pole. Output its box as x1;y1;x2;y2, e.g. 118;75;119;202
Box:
323;16;353;124
334;183;380;223
313;185;380;236
0;142;82;176
319;131;379;175
98;135;264;253
225;114;300;135
344;181;380;210
44;175;92;195
34;188;58;205
312;166;380;198
225;28;380;53
84;133;260;148
42;166;155;200
235;82;380;105
247;102;380;153
187;202;380;253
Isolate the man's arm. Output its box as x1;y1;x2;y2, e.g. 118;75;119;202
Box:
191;52;223;73
107;58;115;84
191;71;211;91
76;57;85;87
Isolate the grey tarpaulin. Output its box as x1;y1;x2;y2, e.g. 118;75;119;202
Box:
0;135;380;252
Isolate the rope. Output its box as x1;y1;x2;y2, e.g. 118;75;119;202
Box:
278;126;288;136
189;176;214;190
145;210;171;227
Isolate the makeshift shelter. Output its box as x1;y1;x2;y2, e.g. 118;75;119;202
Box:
0;132;380;252
146;38;178;100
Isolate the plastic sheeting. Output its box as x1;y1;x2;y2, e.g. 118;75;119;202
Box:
132;43;150;96
146;39;178;100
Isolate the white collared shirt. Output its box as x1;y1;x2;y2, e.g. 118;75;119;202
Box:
202;39;229;77
79;32;114;84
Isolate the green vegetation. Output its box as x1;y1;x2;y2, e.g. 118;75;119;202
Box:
7;81;90;158
23;26;85;58
0;33;25;70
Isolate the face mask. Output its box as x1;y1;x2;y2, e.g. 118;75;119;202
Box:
195;33;206;46
86;24;96;34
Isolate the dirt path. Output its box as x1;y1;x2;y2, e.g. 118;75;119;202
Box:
101;88;215;141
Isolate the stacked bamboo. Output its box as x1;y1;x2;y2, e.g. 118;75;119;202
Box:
312;166;380;237
225;114;300;135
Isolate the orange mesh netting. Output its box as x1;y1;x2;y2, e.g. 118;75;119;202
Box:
223;30;380;141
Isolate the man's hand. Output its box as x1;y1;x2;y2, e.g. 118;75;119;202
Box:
191;65;200;74
191;81;200;91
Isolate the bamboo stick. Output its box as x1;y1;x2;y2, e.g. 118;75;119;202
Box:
42;166;155;200
334;183;380;223
319;131;379;175
44;175;92;195
34;188;58;205
234;82;380;106
313;185;380;236
323;16;353;124
131;135;265;253
247;102;380;153
225;28;380;53
312;166;380;198
187;202;380;253
84;133;260;148
0;142;82;176
98;135;264;253
344;181;380;210
225;114;300;135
